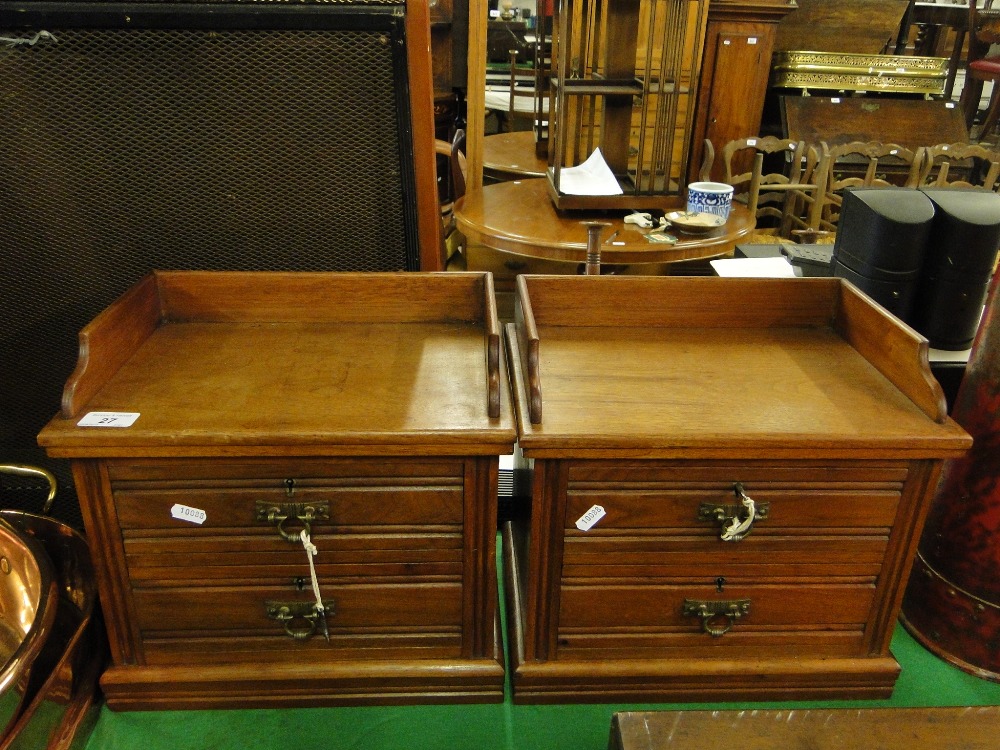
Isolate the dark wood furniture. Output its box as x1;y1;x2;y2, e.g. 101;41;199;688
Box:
776;0;912;54
610;707;1000;750
482;131;549;180
689;0;798;184
781;96;969;150
37;271;516;710
503;275;971;703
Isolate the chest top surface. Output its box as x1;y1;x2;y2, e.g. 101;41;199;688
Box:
507;275;971;458
38;271;516;456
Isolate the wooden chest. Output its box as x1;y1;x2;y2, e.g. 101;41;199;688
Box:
503;275;971;703
37;271;516;710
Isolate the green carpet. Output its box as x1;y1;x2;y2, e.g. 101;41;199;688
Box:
84;537;1000;750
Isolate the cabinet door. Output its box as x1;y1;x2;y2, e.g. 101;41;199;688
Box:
691;22;777;183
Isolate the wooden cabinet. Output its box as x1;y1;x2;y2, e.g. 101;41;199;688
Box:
689;0;797;183
38;271;516;710
503;275;972;703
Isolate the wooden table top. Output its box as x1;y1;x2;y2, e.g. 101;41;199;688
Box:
612;706;1000;750
781;95;969;149
776;0;911;54
454;178;755;265
482;131;548;179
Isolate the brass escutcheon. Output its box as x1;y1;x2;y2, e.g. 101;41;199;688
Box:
255;498;329;543
683;598;751;637
698;482;769;542
265;600;334;641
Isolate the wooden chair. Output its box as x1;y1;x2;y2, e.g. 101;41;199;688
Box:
960;0;1000;136
918;142;1000;190
719;136;827;239
439;129;467;266
820;141;923;229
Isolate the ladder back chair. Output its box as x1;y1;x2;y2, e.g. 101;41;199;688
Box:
720;136;827;239
820;141;923;229
919;142;1000;190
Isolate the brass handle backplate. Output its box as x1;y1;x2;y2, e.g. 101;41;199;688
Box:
683;598;751;637
255;499;330;543
265;600;334;641
698;482;769;542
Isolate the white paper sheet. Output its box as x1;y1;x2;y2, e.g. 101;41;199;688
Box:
710;257;798;278
557;148;624;196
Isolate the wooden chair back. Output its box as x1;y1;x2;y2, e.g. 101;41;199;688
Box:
919;142;1000;190
819;141;923;230
720;136;825;238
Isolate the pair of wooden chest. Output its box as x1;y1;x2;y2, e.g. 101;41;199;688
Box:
39;271;971;709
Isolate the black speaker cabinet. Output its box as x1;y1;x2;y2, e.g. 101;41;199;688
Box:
0;0;439;524
912;188;1000;350
832;187;935;320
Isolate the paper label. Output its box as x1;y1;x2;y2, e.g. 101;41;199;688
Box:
77;411;140;427
171;504;207;525
575;505;606;531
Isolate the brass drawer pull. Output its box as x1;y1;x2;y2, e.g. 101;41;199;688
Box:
698;483;769;542
683;598;751;637
0;463;57;513
255;499;329;543
265;600;333;641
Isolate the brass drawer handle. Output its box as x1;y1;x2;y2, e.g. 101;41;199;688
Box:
255;499;330;543
0;463;57;513
265;600;333;641
683;598;751;637
698;483;769;542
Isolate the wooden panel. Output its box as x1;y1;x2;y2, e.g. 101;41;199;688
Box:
558;628;866;659
611;707;1000;750
562;537;888;579
107;457;466;482
124;534;463;583
781;96;969;151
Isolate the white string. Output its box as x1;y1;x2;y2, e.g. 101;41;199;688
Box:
0;31;58;48
299;529;326;619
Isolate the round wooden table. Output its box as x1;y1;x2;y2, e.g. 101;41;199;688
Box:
455;177;755;266
482;131;548;180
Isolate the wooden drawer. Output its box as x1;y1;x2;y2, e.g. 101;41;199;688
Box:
134;582;464;663
133;582;462;633
557;581;876;659
562;461;904;577
115;485;464;533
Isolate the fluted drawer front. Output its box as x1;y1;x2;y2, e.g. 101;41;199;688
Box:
133;583;463;634
559;582;875;632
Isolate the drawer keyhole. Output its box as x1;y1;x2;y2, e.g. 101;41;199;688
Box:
716;576;726;592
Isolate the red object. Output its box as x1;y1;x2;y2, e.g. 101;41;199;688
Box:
901;268;1000;681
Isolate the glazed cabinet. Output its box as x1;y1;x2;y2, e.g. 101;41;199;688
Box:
38;271;516;710
503;275;971;703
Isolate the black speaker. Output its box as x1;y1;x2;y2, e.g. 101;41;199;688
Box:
911;188;1000;350
0;0;438;526
832;187;935;320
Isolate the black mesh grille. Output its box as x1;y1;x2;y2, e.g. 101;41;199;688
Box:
0;5;421;528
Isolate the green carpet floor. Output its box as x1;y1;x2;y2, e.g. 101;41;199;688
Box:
84;538;1000;750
